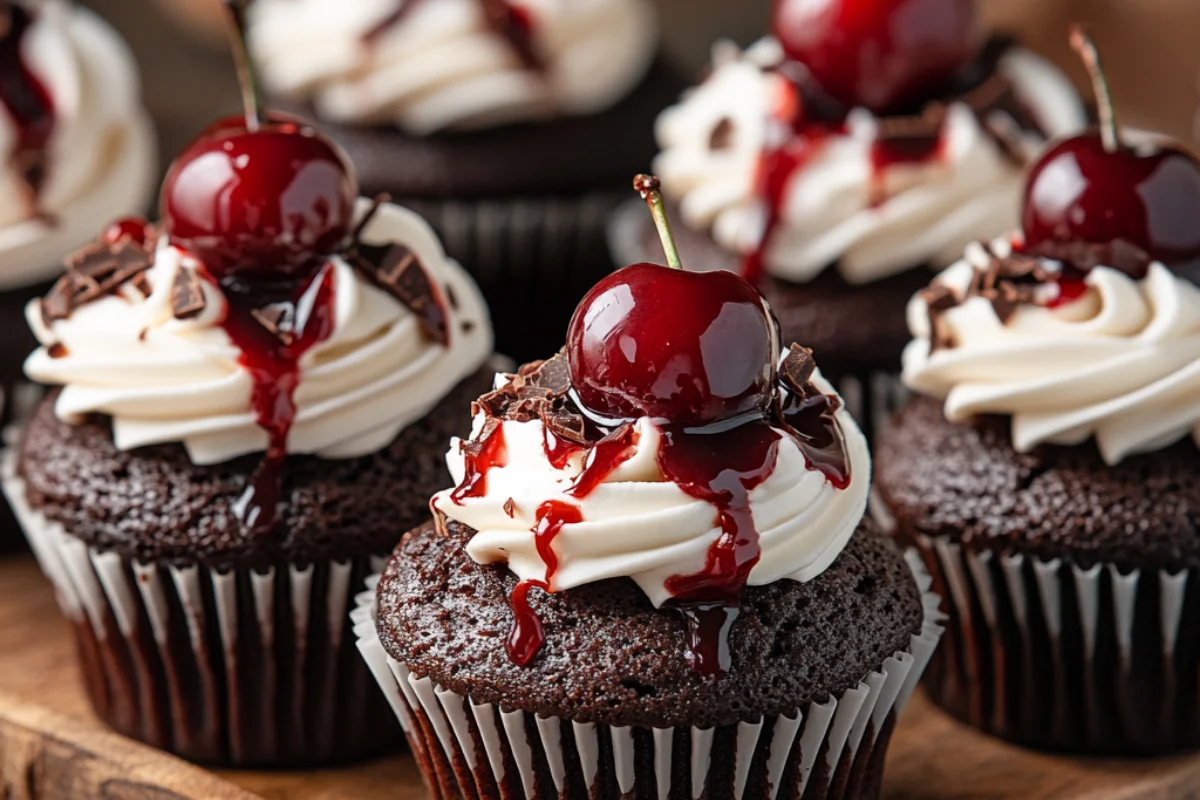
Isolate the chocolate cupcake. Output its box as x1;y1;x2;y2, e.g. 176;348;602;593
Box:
354;178;942;799
3;16;496;767
874;32;1200;755
0;0;156;546
247;0;682;362
611;1;1086;431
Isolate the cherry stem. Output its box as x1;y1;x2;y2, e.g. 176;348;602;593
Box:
633;174;683;270
223;0;263;132
1069;25;1119;152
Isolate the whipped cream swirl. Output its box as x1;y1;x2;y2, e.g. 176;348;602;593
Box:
653;38;1086;285
903;238;1200;465
250;0;658;135
0;1;155;289
433;367;870;607
26;200;492;465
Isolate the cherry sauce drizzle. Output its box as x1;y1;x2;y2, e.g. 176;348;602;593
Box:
741;66;946;284
365;0;542;70
450;422;508;504
0;2;56;217
219;264;337;536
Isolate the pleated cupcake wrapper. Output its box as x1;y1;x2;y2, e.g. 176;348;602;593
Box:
905;532;1200;754
1;448;401;766
353;552;944;800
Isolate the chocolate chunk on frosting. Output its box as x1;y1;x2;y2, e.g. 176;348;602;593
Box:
171;266;206;320
40;230;157;326
349;239;450;347
475;351;596;446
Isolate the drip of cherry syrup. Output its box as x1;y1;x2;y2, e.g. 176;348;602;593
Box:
221;267;338;534
365;0;541;70
0;2;56;217
161;2;359;536
741;67;945;283
450;423;508;504
507;500;582;666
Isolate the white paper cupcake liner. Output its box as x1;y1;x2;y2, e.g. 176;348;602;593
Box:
1;448;402;766
905;532;1200;754
353;551;943;800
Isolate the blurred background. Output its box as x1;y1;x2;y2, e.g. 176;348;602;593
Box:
93;0;1200;170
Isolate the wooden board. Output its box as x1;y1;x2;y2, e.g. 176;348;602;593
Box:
2;553;1200;799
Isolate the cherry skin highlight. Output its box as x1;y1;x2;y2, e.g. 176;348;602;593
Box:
773;0;980;114
161;113;358;279
1021;133;1200;276
566;263;778;427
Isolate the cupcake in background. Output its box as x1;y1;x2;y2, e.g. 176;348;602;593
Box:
248;0;682;361
3;8;496;767
355;177;942;800
0;0;155;418
613;0;1085;428
875;30;1200;753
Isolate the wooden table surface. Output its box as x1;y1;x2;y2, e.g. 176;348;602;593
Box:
3;553;1200;799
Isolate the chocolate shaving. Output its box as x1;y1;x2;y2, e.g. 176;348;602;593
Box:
462;417;502;461
171;267;207;320
474;351;598;448
778;344;817;396
40;232;157;326
350;241;449;346
920;283;961;352
251;304;297;345
503;497;516;518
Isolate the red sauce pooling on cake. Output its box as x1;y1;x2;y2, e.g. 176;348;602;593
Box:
220;265;338;535
505;500;583;665
0;2;56;216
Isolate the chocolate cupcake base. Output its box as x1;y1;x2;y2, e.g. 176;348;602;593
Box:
353;553;943;800
3;457;401;766
901;532;1200;755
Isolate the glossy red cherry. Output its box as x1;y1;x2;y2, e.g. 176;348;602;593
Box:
566;263;778;427
1021;135;1200;275
161;115;357;279
774;0;980;114
1021;28;1200;277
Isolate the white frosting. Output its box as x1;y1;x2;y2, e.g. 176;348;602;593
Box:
0;2;155;290
653;38;1086;285
433;368;870;607
25;200;493;465
903;238;1200;465
250;0;658;135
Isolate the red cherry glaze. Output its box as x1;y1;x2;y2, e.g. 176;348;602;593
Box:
161;114;358;280
450;422;509;504
222;264;338;535
773;0;981;114
0;2;55;215
566;424;639;499
103;218;151;247
566;263;778;427
1021;134;1200;277
507;579;549;666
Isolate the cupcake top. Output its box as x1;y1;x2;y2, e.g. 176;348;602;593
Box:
902;33;1200;466
26;199;492;466
0;0;155;289
653;12;1085;286
249;0;658;136
24;11;493;541
432;177;870;674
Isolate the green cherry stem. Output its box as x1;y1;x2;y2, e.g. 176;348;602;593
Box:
1069;24;1119;153
223;0;264;132
634;174;683;270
